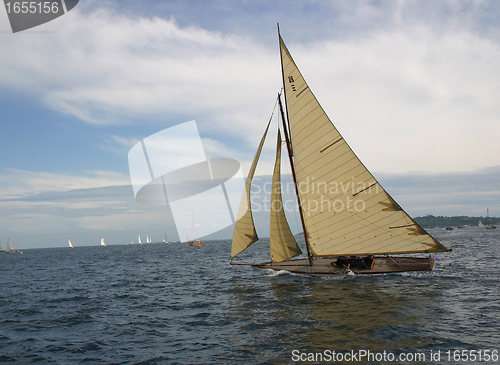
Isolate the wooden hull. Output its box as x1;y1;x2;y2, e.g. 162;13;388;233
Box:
189;242;203;246
251;256;435;275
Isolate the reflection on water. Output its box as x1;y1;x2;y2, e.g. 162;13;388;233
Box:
228;273;445;364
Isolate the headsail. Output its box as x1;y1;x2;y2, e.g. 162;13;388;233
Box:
269;131;302;262
231;118;272;258
279;35;449;256
6;234;12;252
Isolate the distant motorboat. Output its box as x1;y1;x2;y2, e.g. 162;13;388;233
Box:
445;226;453;231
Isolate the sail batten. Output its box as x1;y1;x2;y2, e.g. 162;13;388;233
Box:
279;35;449;257
269;131;302;262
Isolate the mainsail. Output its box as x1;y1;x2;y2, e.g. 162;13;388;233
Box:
278;34;448;256
231;118;271;258
6;233;13;252
269;131;302;262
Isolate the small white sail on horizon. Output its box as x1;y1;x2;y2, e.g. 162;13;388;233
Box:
5;232;21;254
68;239;74;248
101;238;106;246
138;235;142;244
163;229;169;244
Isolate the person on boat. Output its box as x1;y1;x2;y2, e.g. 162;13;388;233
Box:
335;257;350;268
348;256;368;269
363;255;374;268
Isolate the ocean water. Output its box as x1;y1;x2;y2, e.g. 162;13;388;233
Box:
1;226;499;365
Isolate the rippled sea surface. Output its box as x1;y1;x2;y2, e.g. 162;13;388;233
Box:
1;226;499;364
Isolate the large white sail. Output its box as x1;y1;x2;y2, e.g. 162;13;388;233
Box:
269;131;302;262
231;119;272;258
279;35;448;256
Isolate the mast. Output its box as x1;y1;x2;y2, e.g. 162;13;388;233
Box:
278;95;313;264
278;25;313;263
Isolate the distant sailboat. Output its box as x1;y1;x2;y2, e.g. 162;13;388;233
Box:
100;238;106;246
146;235;151;244
187;211;203;246
163;229;169;244
231;28;450;274
5;232;22;254
485;209;496;229
68;239;74;248
478;220;484;227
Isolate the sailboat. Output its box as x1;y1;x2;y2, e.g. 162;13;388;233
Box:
100;238;106;246
138;235;142;244
163;229;169;244
0;239;3;252
485;209;496;229
231;28;451;275
68;239;74;248
187;211;203;246
5;232;22;254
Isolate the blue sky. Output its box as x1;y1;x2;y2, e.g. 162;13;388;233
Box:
1;0;499;248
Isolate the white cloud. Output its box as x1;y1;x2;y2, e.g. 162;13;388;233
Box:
0;1;499;177
290;27;500;173
0;169;130;198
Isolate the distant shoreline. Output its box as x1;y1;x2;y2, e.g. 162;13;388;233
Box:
413;215;498;228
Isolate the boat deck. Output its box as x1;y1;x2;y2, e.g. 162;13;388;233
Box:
251;256;435;275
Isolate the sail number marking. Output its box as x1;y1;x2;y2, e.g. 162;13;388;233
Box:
288;75;297;92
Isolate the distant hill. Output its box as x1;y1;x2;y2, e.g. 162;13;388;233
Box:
413;215;498;228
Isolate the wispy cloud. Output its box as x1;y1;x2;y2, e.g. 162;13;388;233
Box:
0;169;130;199
1;2;499;174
